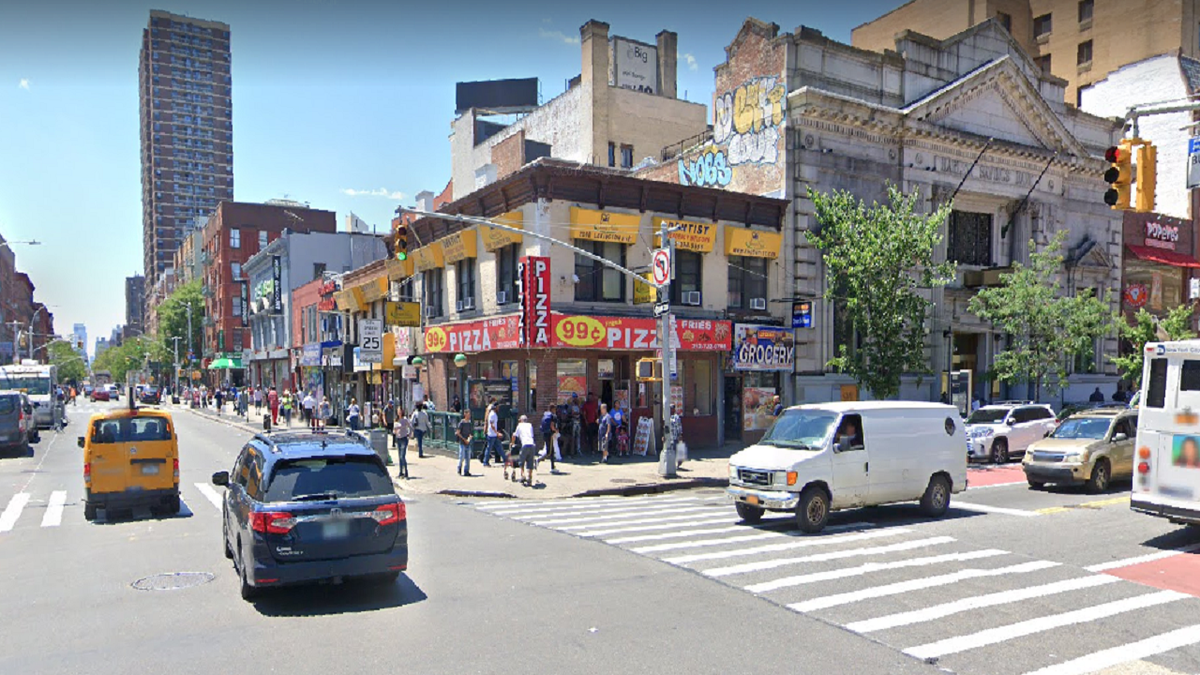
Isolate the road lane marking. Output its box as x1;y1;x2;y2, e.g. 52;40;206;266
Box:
1036;495;1131;515
1020;624;1200;675
748;549;1009;594
194;483;223;511
632;531;788;553
789;559;1057;612
661;528;911;566
504;497;701;518
40;491;66;527
903;590;1188;659
1084;542;1200;572
557;511;731;531
951;501;1041;517
609;521;872;545
847;574;1120;633
0;493;31;532
577;517;738;538
701;536;953;577
478;495;660;510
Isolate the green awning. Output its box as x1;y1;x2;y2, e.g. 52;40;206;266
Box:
208;357;243;370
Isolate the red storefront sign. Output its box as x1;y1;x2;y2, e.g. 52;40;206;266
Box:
317;281;337;312
550;314;731;351
1144;220;1180;250
424;316;521;354
519;256;551;348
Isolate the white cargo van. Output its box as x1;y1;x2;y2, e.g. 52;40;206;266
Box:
727;401;968;533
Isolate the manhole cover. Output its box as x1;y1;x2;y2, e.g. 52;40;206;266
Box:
610;478;636;484
131;572;216;591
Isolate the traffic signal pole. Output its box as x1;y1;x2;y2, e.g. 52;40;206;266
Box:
394;206;684;477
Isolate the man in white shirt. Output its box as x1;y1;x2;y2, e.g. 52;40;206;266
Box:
483;399;503;468
512;414;538;487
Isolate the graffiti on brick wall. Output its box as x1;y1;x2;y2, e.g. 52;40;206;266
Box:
713;76;785;166
678;147;732;188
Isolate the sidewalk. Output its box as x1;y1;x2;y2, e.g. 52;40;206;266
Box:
181;402;733;500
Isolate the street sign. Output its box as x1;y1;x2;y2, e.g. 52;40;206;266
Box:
652;248;671;286
654;302;670;317
792;301;813;328
358;319;383;364
1190;137;1200;190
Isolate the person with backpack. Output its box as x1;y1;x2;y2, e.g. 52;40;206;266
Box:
412;403;430;458
539;407;558;473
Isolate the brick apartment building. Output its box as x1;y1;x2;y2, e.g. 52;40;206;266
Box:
199;200;336;369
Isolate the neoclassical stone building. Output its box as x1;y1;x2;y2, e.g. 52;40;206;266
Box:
639;18;1123;407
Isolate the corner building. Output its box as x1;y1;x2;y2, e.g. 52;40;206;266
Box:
639;18;1124;405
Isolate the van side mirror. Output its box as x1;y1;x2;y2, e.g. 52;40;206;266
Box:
1112;432;1128;442
211;471;230;487
1005;418;1016;426
836;436;851;452
76;436;84;448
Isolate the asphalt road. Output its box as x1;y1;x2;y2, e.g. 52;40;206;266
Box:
0;401;938;675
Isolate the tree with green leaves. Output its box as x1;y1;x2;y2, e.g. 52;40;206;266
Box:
1109;305;1196;387
969;231;1116;400
91;336;153;386
46;340;86;384
153;279;204;366
806;185;957;400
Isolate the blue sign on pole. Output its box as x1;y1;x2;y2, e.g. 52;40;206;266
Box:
792;301;813;329
1188;137;1200;190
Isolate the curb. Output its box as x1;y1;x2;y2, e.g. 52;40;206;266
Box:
435;489;518;499
570;476;728;498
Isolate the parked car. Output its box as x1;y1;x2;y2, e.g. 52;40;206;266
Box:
728;401;967;533
91;387;110;402
965;402;1058;463
212;430;408;600
0;391;37;455
1023;407;1136;492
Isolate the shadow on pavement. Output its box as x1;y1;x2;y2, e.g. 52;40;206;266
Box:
1142;525;1200;551
1034;480;1133;496
251;573;427;616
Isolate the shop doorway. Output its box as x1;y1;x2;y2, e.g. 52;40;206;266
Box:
723;375;742;441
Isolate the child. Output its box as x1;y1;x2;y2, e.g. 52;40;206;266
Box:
616;420;630;457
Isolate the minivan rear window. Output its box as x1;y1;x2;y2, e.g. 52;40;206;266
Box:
90;417;173;443
1146;358;1168;409
264;455;393;501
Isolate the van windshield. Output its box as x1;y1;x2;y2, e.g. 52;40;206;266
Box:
1052;418;1111;440
760;410;838;449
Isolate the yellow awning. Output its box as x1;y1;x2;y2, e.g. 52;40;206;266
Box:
724;226;782;259
652;217;717;253
570;206;640;244
386;257;414;279
359;276;389;304
482;210;524;252
412;242;445;272
334;288;364;312
441;230;478;265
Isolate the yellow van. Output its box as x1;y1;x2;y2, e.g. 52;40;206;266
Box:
79;407;179;521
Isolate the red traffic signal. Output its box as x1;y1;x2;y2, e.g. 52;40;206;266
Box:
1104;146;1124;163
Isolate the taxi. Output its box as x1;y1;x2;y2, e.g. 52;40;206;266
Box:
79;394;179;520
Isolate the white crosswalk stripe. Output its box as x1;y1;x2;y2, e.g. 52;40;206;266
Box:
40;491;66;527
468;492;1200;675
0;493;30;532
194;483;224;511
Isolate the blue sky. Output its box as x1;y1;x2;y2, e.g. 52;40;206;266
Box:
0;0;900;355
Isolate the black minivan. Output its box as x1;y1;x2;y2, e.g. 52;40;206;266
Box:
0;391;37;455
212;430;408;600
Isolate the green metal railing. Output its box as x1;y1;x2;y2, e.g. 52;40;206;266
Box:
425;410;517;458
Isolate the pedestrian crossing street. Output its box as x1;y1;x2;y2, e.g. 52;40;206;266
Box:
468;493;1200;675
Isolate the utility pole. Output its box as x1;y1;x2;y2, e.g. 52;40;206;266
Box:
658;217;678;478
8;321;19;365
185;302;194;365
171;336;183;400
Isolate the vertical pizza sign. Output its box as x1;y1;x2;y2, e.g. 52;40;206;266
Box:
519;256;551;348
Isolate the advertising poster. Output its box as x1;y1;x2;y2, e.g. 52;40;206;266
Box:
557;375;587;402
1173;435;1200;468
614;387;629;412
1151;272;1164;310
742;387;776;431
632;416;654;456
732;324;795;371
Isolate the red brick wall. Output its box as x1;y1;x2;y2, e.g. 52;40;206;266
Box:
291;278;322;349
492;131;525;181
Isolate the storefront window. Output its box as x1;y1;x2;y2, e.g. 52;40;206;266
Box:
480;362;498;380
557;359;587;403
575;242;626;302
727;256;767;310
670;251;703;304
1125;263;1181;313
527;360;538;411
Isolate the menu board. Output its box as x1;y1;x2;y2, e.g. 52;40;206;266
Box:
633;417;654;457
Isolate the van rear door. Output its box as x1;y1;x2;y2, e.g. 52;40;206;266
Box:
123;415;177;493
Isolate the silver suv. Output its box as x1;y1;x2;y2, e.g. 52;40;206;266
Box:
965;402;1057;463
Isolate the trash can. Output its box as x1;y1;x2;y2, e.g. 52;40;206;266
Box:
368;428;391;465
263;414;271;432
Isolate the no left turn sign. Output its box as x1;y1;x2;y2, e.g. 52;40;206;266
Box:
652;249;671;285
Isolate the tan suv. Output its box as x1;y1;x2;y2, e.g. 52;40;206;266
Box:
1021;407;1135;493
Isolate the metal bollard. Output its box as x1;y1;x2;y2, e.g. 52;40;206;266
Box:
263;414;271;432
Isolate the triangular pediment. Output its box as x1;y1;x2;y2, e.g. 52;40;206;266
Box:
1077;241;1114;270
904;57;1090;158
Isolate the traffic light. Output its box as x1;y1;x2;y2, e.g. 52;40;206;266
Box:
1104;141;1133;210
1136;142;1157;213
394;225;409;261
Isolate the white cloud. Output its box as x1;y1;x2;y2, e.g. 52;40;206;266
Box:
341;187;405;200
682;53;698;71
18;78;30;90
539;27;579;45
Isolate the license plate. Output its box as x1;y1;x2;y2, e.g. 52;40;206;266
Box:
745;495;759;506
140;463;160;476
323;520;350;538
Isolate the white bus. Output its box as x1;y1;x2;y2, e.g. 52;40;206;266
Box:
1131;341;1200;526
0;361;61;430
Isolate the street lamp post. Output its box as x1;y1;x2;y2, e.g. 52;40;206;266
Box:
28;304;51;361
171;336;183;400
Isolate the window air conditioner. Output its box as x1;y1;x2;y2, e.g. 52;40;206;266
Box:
425;306;437;317
455;300;464;312
463;297;474;310
750;297;767;311
682;291;701;306
496;290;509;305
